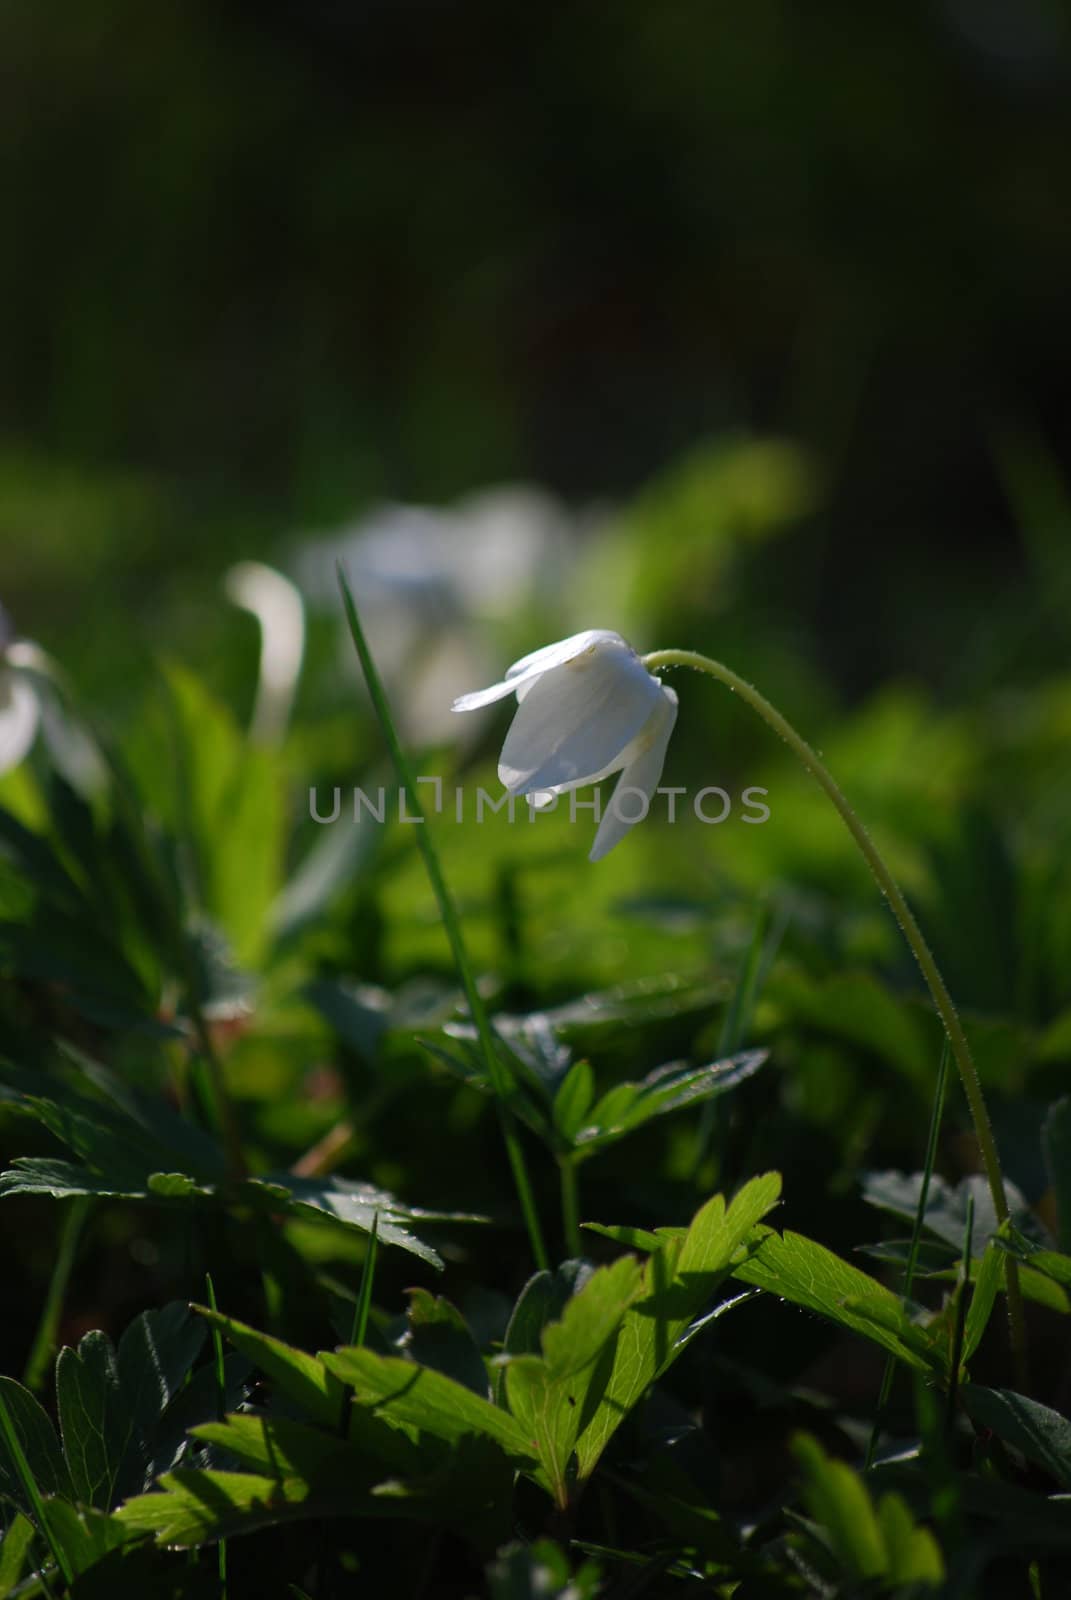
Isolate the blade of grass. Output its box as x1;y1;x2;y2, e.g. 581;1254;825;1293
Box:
337;565;547;1269
349;1210;379;1348
947;1191;974;1428
0;1388;74;1587
204;1273;228;1600
23;1197;91;1392
865;1039;950;1470
691;896;786;1178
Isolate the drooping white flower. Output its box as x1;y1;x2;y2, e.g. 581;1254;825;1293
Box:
452;629;677;861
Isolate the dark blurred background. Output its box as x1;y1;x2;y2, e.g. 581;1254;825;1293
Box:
4;0;1070;699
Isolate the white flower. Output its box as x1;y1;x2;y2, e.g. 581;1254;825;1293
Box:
0;665;40;775
452;628;678;861
224;561;306;744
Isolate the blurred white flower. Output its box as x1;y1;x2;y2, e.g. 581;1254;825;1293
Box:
0;661;39;775
224;561;305;743
0;608;104;788
453;628;678;860
291;486;590;743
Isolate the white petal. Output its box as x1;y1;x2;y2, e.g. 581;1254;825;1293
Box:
499;645;661;795
0;673;40;775
589;686;678;861
451;676;520;713
506;629;628;703
451;628;629;715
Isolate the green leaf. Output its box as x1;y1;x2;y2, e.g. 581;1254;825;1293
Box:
963;1242;1005;1363
996;1230;1071;1291
580;1222;666;1252
0;1377;73;1509
0;1158;144;1201
0;1513;36;1599
574;1050;767;1158
775;971;933;1084
861;1169;1039;1254
1043;1098;1071;1252
116;1469;317;1546
793;1434;943;1586
504;1255;644;1506
876;1492;945;1585
56;1334;124;1510
192;1412;422;1483
115;1303;206;1497
321;1348;536;1465
552;1061;595;1143
38;1500;133;1577
792;1432;885;1579
732;1228;946;1374
399;1291;490;1399
192;1307;344;1431
961;1386;1071;1488
573;1172;782;1480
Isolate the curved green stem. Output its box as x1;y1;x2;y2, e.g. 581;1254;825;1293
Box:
643;647;1028;1387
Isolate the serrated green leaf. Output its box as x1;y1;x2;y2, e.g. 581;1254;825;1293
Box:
56;1334;124;1510
732;1228;946;1374
573;1172;782;1480
0;1377;73;1509
116;1469;315;1546
862;1170;1039;1254
577;1050;767;1157
504;1255;643;1506
192;1307;344;1430
961;1386;1071;1488
321;1348;535;1464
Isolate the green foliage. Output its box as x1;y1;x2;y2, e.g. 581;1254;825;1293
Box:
732;1227;948;1375
961;1388;1071;1490
793;1433;945;1588
1;460;1070;1595
573;1173;781;1479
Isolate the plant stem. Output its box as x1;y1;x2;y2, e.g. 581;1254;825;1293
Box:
349;1212;379;1348
864;1040;950;1470
338;567;548;1270
204;1273;229;1600
947;1191;975;1427
643;647;1027;1387
560;1157;582;1259
23;1197;91;1392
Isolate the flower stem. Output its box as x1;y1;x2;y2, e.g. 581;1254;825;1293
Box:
642;646;1028;1387
338;566;548;1271
560;1156;582;1260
